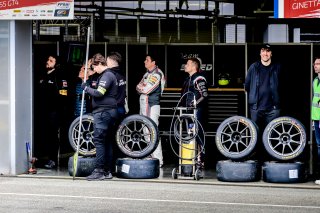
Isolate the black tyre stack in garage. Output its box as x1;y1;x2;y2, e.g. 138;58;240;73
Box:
215;116;260;182
68;114;160;179
115;115;160;179
67;114;96;177
215;116;308;183
262;116;307;183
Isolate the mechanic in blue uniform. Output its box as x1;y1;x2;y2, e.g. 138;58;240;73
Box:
180;57;208;169
81;53;118;181
38;55;69;169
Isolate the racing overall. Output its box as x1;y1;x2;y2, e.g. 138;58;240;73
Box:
136;66;165;165
181;72;208;166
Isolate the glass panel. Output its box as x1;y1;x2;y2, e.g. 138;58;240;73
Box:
0;21;10;172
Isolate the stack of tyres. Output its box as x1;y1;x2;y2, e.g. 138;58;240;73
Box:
68;114;161;178
68;114;95;177
115;115;160;179
262;116;307;183
215;116;260;182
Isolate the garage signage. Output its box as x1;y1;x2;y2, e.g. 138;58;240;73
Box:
167;45;214;87
275;0;320;18
0;0;74;19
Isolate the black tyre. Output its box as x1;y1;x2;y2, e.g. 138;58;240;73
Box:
262;116;306;161
262;161;306;183
215;116;259;160
216;160;260;182
116;114;159;159
116;158;159;179
68;156;95;177
68;114;95;156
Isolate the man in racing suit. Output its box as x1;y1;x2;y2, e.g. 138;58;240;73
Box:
180;57;208;169
81;53;118;181
136;54;166;167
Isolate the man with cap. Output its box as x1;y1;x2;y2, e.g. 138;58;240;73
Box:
245;43;282;160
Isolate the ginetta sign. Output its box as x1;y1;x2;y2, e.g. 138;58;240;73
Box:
0;0;74;19
275;0;320;18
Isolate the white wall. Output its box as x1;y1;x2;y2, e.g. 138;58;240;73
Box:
0;21;33;175
13;21;33;175
0;21;10;174
264;24;288;43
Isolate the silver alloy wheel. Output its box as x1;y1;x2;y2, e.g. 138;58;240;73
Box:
116;114;159;158
262;116;306;161
68;114;96;156
215;116;258;160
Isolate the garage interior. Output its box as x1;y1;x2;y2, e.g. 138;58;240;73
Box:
31;1;320;181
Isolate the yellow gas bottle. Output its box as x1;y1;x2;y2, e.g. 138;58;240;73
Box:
181;141;196;165
180;122;197;176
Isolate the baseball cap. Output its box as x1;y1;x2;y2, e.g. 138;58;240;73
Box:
261;43;272;51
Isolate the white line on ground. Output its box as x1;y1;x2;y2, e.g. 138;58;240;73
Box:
0;192;319;209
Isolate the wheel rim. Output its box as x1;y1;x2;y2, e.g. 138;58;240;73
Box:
117;119;155;156
219;118;255;155
71;117;96;156
265;120;305;158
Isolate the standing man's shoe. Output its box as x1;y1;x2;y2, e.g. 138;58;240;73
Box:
44;160;56;169
87;169;106;181
87;169;113;181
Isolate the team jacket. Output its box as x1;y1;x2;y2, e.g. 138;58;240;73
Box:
39;68;68;112
85;69;118;111
108;66;127;107
245;61;281;110
136;66;165;106
181;72;208;108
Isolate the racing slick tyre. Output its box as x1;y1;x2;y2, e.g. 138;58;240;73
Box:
216;160;260;182
215;116;259;160
116;114;159;159
68;156;95;177
262;116;306;161
68;114;95;157
116;158;160;179
262;161;306;183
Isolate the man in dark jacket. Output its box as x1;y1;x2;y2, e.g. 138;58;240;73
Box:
245;43;281;133
81;53;118;181
38;55;69;169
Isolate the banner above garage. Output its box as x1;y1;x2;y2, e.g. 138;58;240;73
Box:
275;0;320;18
0;0;74;20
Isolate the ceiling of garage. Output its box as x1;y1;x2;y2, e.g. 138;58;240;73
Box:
73;0;274;19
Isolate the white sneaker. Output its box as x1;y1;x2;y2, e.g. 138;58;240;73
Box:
315;180;320;185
